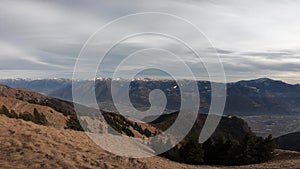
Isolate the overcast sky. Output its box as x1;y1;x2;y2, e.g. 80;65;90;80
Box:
1;0;300;83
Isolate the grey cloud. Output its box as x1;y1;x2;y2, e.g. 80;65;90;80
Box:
215;48;235;54
0;0;300;83
241;51;298;58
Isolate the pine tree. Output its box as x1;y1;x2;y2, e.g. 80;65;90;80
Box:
65;115;84;131
180;136;204;164
33;108;48;125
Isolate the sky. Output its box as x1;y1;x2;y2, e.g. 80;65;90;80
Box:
1;0;300;83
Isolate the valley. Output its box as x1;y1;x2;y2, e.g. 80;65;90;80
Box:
242;115;300;137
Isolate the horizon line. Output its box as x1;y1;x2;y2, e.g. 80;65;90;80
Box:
0;77;298;85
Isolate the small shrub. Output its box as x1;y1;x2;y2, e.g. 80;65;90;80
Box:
144;128;152;137
18;112;34;122
0;105;18;118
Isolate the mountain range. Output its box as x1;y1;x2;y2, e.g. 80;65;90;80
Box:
1;78;300;116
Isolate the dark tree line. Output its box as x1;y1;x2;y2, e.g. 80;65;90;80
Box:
0;105;88;132
102;111;153;137
161;133;276;166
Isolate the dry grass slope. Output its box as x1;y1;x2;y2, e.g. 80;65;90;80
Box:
0;115;299;169
0;97;67;129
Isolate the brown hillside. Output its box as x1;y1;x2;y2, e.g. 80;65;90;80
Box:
0;84;159;137
0;97;67;129
0;115;299;169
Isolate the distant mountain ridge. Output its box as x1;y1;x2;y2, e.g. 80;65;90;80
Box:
226;78;300;115
1;78;300;116
0;78;71;96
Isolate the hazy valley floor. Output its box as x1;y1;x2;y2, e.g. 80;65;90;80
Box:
0;115;299;169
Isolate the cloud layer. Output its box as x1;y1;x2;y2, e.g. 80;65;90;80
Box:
0;0;300;83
